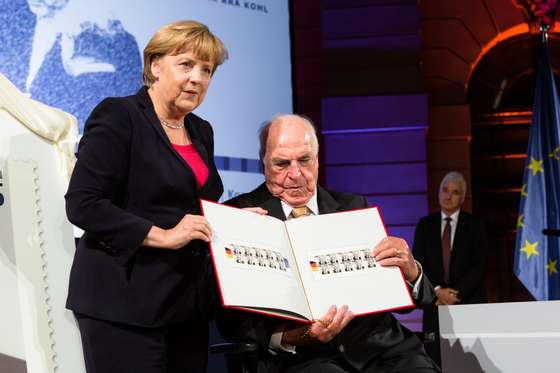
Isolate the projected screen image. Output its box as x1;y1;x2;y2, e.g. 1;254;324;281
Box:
0;0;293;198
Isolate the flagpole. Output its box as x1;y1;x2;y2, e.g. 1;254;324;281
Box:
541;23;549;46
543;229;560;236
539;23;560;239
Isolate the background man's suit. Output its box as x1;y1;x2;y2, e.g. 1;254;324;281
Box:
412;210;488;363
218;183;439;373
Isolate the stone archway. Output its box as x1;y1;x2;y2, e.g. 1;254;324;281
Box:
420;0;560;301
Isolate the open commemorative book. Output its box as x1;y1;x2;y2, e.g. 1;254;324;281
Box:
201;200;414;322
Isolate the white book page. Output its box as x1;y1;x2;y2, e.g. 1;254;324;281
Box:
285;207;413;320
201;200;312;320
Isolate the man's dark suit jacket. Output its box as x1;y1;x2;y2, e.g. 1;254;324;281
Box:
412;210;488;331
219;183;439;373
65;87;223;330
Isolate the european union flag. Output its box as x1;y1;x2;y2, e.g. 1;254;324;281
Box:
514;37;560;300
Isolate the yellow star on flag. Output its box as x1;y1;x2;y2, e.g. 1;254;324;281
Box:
527;158;544;176
550;146;560;161
547;259;558;275
521;184;528;197
520;240;539;259
517;215;524;229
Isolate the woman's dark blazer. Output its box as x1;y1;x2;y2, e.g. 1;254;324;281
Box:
65;87;223;328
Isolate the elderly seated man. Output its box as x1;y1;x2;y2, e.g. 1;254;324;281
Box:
217;114;440;373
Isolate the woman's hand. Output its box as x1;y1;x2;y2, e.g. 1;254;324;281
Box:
243;207;268;215
143;214;212;249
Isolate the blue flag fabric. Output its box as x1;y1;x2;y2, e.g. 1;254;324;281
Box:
514;41;560;300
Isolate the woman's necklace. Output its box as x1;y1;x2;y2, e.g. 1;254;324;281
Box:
160;119;184;130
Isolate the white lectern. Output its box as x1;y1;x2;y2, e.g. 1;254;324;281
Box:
439;300;560;372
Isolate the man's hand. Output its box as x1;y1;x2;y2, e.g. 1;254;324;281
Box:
281;305;355;346
435;287;460;305
373;236;419;283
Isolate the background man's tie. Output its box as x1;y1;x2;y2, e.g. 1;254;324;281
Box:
442;216;452;284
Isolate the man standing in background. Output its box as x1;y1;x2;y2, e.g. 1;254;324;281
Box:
412;171;488;365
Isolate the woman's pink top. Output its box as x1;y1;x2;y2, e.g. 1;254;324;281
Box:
172;144;209;187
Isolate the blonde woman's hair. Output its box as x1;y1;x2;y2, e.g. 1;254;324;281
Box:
142;20;228;86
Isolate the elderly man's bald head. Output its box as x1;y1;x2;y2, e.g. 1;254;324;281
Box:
259;114;318;161
259;114;319;207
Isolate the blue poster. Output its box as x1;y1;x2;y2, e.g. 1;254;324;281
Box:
1;0;293;197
